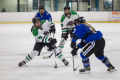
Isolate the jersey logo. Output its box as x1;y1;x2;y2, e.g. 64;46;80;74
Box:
35;14;37;17
49;17;51;20
38;36;42;39
47;12;49;15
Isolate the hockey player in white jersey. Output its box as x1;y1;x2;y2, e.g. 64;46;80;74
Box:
18;17;69;67
58;5;79;52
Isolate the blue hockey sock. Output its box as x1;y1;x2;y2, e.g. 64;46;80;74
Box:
97;55;111;67
80;52;90;67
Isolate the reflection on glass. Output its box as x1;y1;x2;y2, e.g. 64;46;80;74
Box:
114;0;120;11
53;0;64;11
0;0;12;12
0;0;120;12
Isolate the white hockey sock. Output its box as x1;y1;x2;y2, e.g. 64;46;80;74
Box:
58;38;67;52
24;51;39;63
51;48;65;61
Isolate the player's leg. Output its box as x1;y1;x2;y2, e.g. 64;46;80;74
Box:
47;43;69;66
79;41;96;73
18;42;44;67
58;33;68;52
52;48;69;66
95;46;116;71
95;52;116;72
79;52;90;73
79;39;108;73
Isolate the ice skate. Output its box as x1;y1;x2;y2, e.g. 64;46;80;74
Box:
18;61;26;67
107;65;117;72
62;59;69;66
79;66;90;74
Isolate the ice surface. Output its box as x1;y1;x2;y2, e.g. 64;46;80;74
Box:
0;23;120;80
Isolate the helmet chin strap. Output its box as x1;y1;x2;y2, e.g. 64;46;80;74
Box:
40;13;44;15
34;24;42;29
65;12;71;17
38;24;42;29
39;10;45;15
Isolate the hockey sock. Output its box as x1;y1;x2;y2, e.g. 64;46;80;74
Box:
80;52;90;67
97;55;111;67
58;38;67;52
24;51;39;63
51;48;65;61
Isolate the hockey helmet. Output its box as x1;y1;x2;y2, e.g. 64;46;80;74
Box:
39;5;45;10
64;5;71;16
32;17;41;24
64;5;70;10
74;17;86;25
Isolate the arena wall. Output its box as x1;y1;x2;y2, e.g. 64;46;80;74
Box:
0;12;119;23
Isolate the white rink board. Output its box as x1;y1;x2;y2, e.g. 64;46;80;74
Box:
0;12;109;22
0;23;120;80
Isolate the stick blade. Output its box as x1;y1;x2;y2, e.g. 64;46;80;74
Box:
43;56;49;59
54;64;57;68
74;65;79;71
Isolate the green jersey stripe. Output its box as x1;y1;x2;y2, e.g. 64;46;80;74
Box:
45;36;48;43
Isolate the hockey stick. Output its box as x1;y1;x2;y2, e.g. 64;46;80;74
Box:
43;35;68;59
72;55;79;71
43;33;70;59
52;33;57;68
43;53;53;59
43;38;65;59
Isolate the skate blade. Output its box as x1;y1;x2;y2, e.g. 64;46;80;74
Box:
79;71;91;74
108;69;117;72
17;65;27;67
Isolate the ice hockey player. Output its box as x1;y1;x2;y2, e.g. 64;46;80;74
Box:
35;5;52;21
18;17;69;67
70;17;117;73
58;5;79;52
35;5;52;51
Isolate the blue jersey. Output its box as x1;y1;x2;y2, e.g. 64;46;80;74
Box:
72;24;103;48
35;10;52;21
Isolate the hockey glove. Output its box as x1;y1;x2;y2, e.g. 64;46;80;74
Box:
62;30;70;40
62;33;68;40
70;27;74;38
49;38;57;46
70;41;76;49
71;47;79;56
67;21;74;26
74;19;77;25
43;31;49;36
49;25;56;34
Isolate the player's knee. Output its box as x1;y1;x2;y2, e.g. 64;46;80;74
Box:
96;55;105;60
97;55;108;63
49;46;55;51
29;51;39;58
80;52;88;59
82;58;89;63
102;57;108;63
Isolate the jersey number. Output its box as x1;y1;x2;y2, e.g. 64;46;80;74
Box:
73;28;76;33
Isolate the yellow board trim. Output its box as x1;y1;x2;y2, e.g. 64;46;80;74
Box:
0;21;120;24
0;22;32;24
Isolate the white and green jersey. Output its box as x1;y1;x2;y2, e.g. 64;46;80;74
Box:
32;20;54;43
61;11;79;33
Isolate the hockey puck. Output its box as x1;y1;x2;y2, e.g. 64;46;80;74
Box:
54;65;57;68
54;66;57;68
54;67;57;68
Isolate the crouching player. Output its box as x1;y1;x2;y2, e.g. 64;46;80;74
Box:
71;17;117;73
18;17;69;67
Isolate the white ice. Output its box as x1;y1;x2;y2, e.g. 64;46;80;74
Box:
0;23;120;80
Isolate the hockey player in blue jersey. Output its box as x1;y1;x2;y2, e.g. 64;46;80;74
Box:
70;17;117;73
35;5;52;21
31;5;52;32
